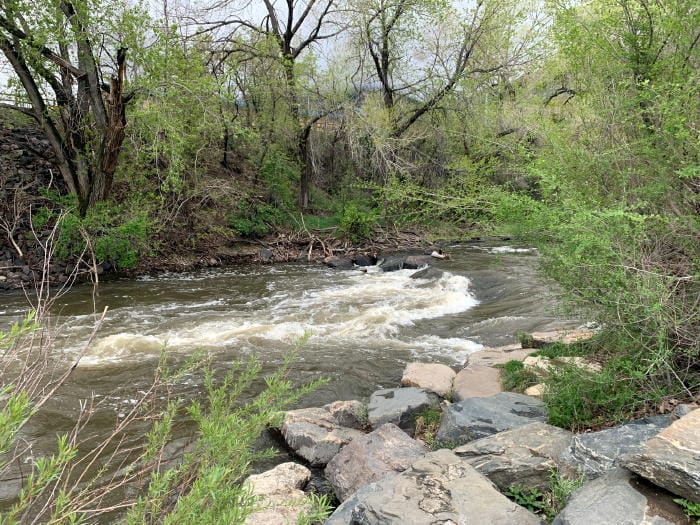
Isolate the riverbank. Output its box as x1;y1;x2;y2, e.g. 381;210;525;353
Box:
255;332;699;524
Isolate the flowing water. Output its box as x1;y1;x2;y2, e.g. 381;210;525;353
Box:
0;242;582;508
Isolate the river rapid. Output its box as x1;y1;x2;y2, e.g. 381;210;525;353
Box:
0;242;581;508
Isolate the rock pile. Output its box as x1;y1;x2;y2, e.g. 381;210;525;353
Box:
242;330;698;524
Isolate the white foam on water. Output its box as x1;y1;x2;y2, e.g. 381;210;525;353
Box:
488;246;537;254
81;269;481;365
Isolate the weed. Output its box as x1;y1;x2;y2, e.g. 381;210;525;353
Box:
415;407;442;449
297;493;334;525
674;498;700;524
500;360;540;393
505;485;550;516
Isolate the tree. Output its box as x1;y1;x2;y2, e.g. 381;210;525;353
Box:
0;0;143;215
200;0;344;209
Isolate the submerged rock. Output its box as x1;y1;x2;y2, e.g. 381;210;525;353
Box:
437;392;548;446
324;423;427;502
622;408;700;502
367;387;440;433
560;415;673;479
454;421;573;490
552;468;688;525
401;362;456;398
325;449;543;525
281;400;366;467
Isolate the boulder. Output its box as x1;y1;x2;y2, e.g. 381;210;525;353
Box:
437;392;548;446
523;355;601;374
466;344;532;367
323;256;354;270
243;462;311;525
324;423;427;502
552;468;689;525
403;255;433;269
454;421;574;490
409;266;444;280
622;408;700;502
354;254;377;267
326;449;542;525
367;387;440;433
378;256;406;272
523;329;596;349
401;362;456;398
281;400;366;466
452;365;502;401
259;248;273;261
560;415;673;479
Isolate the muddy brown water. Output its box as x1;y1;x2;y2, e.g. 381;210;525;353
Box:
0;242;582;514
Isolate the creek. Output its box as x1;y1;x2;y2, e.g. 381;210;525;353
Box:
0;242;581;509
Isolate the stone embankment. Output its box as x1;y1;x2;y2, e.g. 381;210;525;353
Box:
245;328;699;525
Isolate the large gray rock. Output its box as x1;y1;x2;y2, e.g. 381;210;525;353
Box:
325;423;427;502
452;364;502;401
454;421;574;490
552;468;688;525
326;449;543;525
367;387;440;433
622;408;700;503
466;344;532;367
560;415;673;479
403;255;433;269
378;256;407;272
401;362;456;398
437;392;547;446
281;400;366;466
524;329;595;349
243;462;311;525
324;256;354;270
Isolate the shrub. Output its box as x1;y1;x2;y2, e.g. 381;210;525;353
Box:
228;200;283;238
337;203;378;243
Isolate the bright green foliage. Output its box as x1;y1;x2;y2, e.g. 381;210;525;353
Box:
505;469;584;522
126;353;325;524
51;200;154;269
297;493;334;525
338;203;379;242
504;485;550;516
674;498;700;524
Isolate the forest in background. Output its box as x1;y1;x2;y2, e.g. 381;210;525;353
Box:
0;0;698;521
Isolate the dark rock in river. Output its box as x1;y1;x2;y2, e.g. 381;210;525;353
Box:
354;254;376;267
437;392;547;446
377;255;406;272
325;423;427;502
409;266;444;280
323;255;354;270
367;387;440;434
403;255;433;269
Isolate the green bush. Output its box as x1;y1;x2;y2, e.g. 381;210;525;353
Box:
228;200;283;238
53;200;154;269
337;203;378;243
500;360;540;393
542;359;671;431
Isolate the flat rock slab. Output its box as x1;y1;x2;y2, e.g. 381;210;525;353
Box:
467;344;532;367
560;415;673;479
326;449;542;525
622;408;700;503
281;400;366;467
454;421;574;490
325;423;427;502
244;462;311;525
368;387;440;433
401;362;456;398
452;364;502;401
437;392;548;446
552;468;689;525
524;329;595;349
